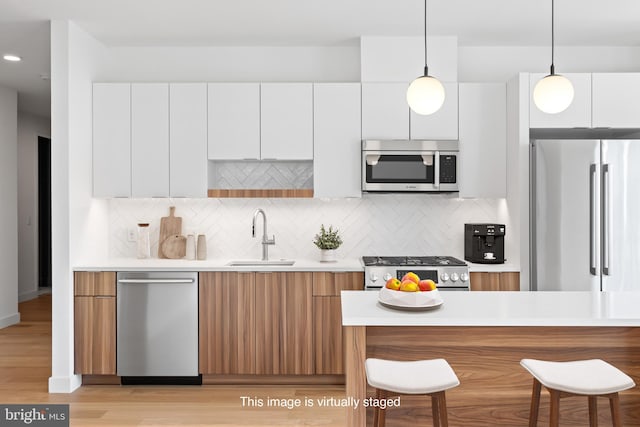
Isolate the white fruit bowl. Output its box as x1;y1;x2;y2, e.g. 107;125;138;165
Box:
378;286;443;309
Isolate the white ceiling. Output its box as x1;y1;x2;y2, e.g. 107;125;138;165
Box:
1;0;640;118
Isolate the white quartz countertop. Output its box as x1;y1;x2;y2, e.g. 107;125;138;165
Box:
466;262;520;272
74;257;364;272
341;290;640;327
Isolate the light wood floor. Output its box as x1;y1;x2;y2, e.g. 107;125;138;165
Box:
0;295;347;426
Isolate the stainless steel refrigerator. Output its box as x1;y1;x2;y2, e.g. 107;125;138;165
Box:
531;138;640;292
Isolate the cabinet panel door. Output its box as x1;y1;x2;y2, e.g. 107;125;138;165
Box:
458;83;506;198
131;83;170;197
199;272;256;375
93;83;131;197
74;297;93;374
261;83;313;160
529;73;592;128
255;272;313;375
592;73;640;128
169;83;208;197
313;83;362;198
208;83;260;160
91;296;116;374
313;296;344;375
362;83;409;139
312;272;364;296
410;82;459;140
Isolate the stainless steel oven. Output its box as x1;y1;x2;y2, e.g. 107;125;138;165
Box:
362;256;470;291
362;140;459;192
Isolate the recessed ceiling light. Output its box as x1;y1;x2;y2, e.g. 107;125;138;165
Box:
3;54;22;62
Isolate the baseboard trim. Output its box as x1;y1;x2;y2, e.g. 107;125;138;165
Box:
202;374;344;385
18;290;39;302
48;374;82;393
0;312;20;329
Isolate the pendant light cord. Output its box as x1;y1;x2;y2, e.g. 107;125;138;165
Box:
423;0;429;76
550;0;555;75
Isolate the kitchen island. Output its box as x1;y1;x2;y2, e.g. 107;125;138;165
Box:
341;291;640;426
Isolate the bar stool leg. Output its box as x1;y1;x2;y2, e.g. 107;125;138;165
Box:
437;391;449;427
372;388;380;427
609;393;621;427
549;389;561;427
431;394;441;427
588;396;598;427
528;379;542;427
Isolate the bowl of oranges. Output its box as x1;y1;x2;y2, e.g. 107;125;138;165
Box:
378;272;443;310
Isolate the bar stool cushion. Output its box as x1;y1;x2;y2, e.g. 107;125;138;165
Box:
520;358;635;395
365;358;460;395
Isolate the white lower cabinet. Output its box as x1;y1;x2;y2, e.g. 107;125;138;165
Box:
131;83;170;197
458;83;506;198
313;83;362;198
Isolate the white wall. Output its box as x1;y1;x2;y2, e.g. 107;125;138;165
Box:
17;112;50;302
49;21;109;393
104;45;360;82
0;85;19;329
459;46;640;82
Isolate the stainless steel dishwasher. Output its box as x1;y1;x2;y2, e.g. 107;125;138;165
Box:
117;271;200;384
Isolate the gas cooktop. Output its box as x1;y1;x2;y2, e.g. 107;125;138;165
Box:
362;256;467;267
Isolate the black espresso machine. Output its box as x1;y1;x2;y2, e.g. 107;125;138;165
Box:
464;223;505;264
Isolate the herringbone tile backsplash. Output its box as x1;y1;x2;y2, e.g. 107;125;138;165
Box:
109;194;509;260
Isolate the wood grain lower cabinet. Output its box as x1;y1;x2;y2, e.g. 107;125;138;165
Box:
470;272;520;291
199;272;256;374
255;272;314;375
312;272;364;375
74;272;116;375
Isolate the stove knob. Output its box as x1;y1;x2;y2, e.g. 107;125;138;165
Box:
369;273;378;282
440;272;450;282
450;272;459;282
460;273;469;282
383;273;392;282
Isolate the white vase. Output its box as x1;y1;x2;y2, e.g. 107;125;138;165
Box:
320;249;337;262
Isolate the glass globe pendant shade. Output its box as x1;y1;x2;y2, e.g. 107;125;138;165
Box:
533;73;574;114
406;75;446;115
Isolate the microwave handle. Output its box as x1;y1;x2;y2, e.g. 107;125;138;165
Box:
434;151;440;189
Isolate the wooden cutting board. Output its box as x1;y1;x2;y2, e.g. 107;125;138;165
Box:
161;234;187;259
158;206;182;258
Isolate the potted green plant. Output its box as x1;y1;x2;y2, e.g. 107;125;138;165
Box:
313;224;343;262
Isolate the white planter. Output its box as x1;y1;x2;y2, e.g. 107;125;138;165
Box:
319;249;337;262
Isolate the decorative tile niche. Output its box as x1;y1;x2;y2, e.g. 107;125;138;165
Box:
109;194;510;261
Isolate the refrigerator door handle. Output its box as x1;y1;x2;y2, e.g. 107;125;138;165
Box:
602;164;611;276
589;164;597;275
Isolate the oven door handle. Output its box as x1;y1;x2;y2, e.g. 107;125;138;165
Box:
434;151;440;189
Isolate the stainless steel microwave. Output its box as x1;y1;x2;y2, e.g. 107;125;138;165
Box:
362;140;459;192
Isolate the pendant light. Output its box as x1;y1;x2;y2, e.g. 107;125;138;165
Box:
533;0;574;114
406;0;445;115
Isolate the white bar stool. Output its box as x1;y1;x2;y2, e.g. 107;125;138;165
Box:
365;358;460;427
520;359;636;427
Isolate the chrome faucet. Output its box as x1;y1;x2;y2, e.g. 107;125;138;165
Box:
252;208;275;261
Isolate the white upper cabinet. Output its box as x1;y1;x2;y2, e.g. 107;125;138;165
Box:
170;83;208;197
131;83;170;197
260;83;313;160
529;73;592;128
458;83;506;198
208;83;260;160
361;83;410;140
93;83;131;198
313;83;362;198
592;73;640;128
410;82;459;140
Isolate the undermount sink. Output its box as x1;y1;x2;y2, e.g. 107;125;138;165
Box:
226;259;296;266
